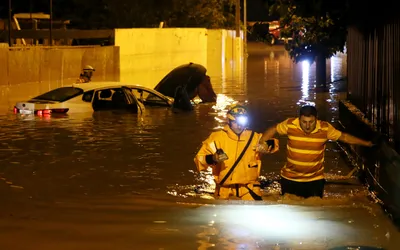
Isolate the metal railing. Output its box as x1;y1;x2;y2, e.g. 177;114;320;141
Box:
347;20;400;151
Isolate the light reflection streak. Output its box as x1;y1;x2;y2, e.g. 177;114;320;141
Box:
211;94;237;112
211;94;239;129
301;60;310;101
330;54;342;84
328;55;342;121
297;60;315;107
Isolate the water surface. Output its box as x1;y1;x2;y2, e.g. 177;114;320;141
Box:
0;43;397;250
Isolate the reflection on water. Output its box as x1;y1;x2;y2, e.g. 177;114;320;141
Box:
195;205;391;250
0;44;398;249
300;60;312;103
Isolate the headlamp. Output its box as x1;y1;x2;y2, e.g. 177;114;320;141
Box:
236;115;248;126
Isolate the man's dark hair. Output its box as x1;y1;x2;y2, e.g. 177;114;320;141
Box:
299;105;317;117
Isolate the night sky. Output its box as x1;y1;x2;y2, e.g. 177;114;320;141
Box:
246;0;276;21
0;0;274;22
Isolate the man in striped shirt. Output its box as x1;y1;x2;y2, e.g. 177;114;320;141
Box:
259;105;373;198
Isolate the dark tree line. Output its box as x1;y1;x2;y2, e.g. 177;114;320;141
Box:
1;0;241;29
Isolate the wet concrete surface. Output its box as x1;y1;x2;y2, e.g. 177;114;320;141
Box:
0;43;398;249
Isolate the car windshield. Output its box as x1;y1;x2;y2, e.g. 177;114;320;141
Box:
32;87;84;102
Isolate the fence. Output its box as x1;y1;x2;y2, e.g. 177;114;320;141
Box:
347;20;400;151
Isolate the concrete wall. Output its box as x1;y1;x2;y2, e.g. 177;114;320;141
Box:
1;46;119;86
115;28;243;89
206;30;244;95
115;28;207;87
0;46;119;107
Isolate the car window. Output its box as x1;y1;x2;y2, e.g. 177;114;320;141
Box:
131;89;143;100
32;87;84;102
122;87;135;105
82;90;94;102
131;88;168;106
92;88;123;110
95;89;121;102
92;87;142;113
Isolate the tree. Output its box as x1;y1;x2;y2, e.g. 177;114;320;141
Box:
0;0;238;29
105;0;166;28
67;0;237;29
66;0;111;29
167;0;236;29
269;0;348;88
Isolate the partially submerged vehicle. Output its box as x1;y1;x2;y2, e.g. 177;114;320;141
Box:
14;83;147;116
14;63;217;115
154;62;217;110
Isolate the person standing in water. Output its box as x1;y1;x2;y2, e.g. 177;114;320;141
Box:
258;105;373;198
194;104;279;200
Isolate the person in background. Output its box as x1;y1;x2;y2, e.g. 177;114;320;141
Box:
258;105;373;199
76;65;95;83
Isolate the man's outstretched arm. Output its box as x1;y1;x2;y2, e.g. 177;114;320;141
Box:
338;133;373;147
260;118;290;142
259;126;278;142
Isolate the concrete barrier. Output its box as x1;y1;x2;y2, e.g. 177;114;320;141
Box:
115;28;243;89
0;46;120;87
339;100;400;225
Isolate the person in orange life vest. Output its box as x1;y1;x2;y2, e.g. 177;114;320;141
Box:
76;65;95;83
194;104;279;200
258;105;373;198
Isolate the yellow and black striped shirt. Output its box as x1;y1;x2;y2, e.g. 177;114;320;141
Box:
276;118;342;182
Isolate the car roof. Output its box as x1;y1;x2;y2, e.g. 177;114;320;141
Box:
69;81;143;92
70;82;170;98
126;84;168;95
126;84;155;92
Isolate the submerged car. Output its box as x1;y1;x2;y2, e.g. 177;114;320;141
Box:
154;62;217;103
14;82;145;116
14;63;216;115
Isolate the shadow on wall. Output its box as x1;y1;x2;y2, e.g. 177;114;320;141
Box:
0;46;120;87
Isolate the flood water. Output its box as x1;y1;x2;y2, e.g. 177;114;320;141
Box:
0;43;398;249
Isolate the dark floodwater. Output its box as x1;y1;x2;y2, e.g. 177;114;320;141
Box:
0;43;398;250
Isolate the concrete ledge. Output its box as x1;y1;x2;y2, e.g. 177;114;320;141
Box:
339;100;400;225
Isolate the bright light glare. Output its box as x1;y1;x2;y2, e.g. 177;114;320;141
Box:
236;116;248;126
211;94;238;129
222;205;316;237
195;205;357;247
302;60;310;68
212;94;237;113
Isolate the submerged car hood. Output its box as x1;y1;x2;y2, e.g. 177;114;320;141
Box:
154;62;207;98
